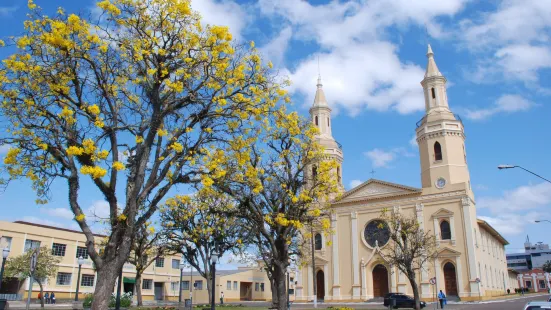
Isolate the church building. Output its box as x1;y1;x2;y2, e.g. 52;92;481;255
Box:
295;45;510;302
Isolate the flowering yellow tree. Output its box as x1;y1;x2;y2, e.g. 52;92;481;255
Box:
209;110;341;310
0;1;286;308
160;191;247;302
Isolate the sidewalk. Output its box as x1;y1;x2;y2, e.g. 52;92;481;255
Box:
448;292;548;304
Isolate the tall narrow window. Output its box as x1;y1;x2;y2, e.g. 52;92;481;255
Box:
315;116;318;126
463;145;467;163
431;88;436;99
314;233;322;250
312;166;317;180
327;117;330;127
440;220;451;240
434;142;442;161
337;166;341;184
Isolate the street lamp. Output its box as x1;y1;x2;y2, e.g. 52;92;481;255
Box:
75;256;84;301
179;260;186;304
0;248;10;291
210;250;219;310
0;248;9;310
497;165;551;184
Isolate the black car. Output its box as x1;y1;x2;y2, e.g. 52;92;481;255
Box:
383;293;427;309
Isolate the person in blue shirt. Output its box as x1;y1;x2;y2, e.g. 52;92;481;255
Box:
44;292;49;304
438;290;446;309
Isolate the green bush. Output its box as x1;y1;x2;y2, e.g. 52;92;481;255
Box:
81;292;133;308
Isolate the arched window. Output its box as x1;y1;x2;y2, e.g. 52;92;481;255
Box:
315;116;318;126
314;233;322;250
312;166;317;180
440;220;451;240
431;88;436;99
434;142;442;161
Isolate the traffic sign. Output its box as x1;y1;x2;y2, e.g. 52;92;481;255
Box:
475;278;481;283
429;277;436;285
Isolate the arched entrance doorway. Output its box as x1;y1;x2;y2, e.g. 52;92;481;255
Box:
443;262;458;296
372;264;389;297
316;270;325;301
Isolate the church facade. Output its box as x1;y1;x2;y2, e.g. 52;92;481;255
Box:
295;46;510;302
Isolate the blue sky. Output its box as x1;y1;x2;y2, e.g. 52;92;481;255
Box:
0;0;550;262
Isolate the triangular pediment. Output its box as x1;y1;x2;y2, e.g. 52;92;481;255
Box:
338;179;421;202
438;247;461;257
431;208;454;218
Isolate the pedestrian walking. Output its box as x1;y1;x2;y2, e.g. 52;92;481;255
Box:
220;291;224;305
44;292;50;304
438;290;446;309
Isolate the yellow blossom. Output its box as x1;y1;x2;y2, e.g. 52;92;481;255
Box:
117;214;127;221
87;104;100;115
170;142;183;153
75;214;85;222
80;165;107;179
3;148;20;165
157;128;168;137
66;146;84;156
112;161;125;171
135;136;144;144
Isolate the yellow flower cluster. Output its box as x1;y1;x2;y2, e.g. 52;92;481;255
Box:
3;148;20;165
157;128;168;137
75;214;85;222
169;142;183;153
112;161;125;171
135;136;144;144
97;0;121;16
117;214;127;221
66;146;84;156
80;165;107;179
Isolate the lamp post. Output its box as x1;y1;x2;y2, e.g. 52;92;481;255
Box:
497;165;551;184
0;248;9;291
0;248;10;310
75;256;84;301
210;250;219;310
179;261;185;304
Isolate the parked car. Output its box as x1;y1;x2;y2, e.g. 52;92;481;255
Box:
383;293;426;309
524;301;551;309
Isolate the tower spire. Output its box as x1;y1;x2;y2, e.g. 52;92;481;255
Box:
425;44;442;78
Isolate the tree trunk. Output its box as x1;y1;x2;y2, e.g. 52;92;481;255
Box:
38;282;44;308
408;273;421;310
270;277;279;309
272;264;288;310
135;272;143;306
91;263;121;310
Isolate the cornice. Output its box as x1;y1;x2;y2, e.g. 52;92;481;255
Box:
331;190;467;214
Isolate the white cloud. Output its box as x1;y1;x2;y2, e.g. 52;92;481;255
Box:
349;179;363;189
40;208;74;220
191;0;250;41
464;94;535;121
21;216;68;229
479;212;542;236
458;0;551;84
409;135;418;148
365;148;395;168
0;144;11;154
259;0;468;115
364;147;415;168
0;6;17;16
260;26;292;67
477;182;551;213
86;200;111;221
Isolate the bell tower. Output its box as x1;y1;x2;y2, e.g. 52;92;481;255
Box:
416;45;472;194
309;75;344;190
